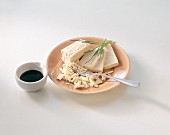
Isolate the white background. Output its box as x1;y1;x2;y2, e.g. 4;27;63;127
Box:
0;0;170;135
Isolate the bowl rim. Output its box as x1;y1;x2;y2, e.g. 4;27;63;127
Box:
15;62;48;84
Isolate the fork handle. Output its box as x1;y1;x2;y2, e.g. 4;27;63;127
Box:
95;73;140;87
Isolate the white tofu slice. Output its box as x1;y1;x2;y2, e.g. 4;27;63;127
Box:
91;49;106;72
104;44;119;69
79;48;100;70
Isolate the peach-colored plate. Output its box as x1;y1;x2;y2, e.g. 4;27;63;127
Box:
46;37;130;94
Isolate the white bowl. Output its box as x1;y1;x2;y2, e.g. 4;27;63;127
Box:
15;62;48;91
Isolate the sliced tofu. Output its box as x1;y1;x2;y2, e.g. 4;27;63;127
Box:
61;41;92;63
104;44;119;69
91;49;106;72
79;48;100;70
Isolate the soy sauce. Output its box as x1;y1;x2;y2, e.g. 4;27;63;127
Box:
20;70;43;82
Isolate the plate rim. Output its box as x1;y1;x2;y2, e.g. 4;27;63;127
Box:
46;36;130;94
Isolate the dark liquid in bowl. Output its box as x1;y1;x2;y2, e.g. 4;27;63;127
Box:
20;70;43;82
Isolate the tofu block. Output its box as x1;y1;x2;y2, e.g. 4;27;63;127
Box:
91;49;106;72
61;41;92;63
79;48;100;70
104;44;119;69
